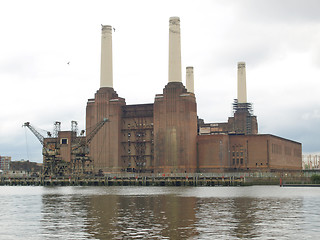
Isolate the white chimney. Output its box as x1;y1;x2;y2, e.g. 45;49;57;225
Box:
100;25;113;88
237;62;247;103
168;17;182;83
186;66;194;93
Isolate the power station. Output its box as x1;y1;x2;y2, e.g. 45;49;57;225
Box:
26;17;302;176
86;17;302;174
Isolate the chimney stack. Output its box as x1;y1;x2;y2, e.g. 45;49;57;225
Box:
168;17;182;83
186;66;194;93
100;25;113;88
237;62;247;103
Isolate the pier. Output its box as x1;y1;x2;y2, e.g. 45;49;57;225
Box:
1;171;317;186
0;173;247;186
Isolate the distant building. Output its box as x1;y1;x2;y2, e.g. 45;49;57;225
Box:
10;160;42;174
303;154;320;170
0;156;11;172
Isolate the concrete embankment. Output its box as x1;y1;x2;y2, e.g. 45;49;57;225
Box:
1;171;319;186
0;175;243;187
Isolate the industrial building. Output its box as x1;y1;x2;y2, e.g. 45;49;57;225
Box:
85;17;302;174
24;17;301;176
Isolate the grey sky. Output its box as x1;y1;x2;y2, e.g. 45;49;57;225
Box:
0;0;319;162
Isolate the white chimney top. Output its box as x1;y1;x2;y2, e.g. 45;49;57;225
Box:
186;66;194;93
168;17;182;83
237;62;247;103
100;25;113;88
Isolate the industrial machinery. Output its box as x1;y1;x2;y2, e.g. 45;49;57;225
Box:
23;122;68;176
23;118;109;177
71;118;109;176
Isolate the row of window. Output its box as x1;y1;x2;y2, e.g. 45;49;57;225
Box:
272;144;298;157
125;132;154;138
232;159;267;166
272;144;282;154
126;123;153;128
232;158;244;165
232;151;244;157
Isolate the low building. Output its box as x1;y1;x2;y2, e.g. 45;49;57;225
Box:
198;134;302;172
0;156;11;172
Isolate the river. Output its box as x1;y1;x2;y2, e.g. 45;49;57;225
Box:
0;186;319;239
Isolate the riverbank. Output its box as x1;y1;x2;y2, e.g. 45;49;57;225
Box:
1;171;319;186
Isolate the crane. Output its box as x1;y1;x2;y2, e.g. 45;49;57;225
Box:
23;122;68;177
23;122;49;145
71;118;109;176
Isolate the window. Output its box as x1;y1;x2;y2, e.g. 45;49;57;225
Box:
240;158;243;165
61;138;68;144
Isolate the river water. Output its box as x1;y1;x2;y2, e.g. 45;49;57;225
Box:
0;186;320;239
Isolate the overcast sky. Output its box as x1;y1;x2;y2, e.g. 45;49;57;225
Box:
0;0;319;162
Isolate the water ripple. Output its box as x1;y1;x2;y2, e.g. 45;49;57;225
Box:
0;186;320;239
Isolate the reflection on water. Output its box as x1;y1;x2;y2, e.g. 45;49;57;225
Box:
87;195;197;239
0;186;320;239
41;194;92;239
195;197;305;239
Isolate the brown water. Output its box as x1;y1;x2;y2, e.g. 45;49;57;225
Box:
0;186;320;239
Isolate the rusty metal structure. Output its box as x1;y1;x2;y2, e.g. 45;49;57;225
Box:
71;118;109;176
23;119;108;177
23;122;67;176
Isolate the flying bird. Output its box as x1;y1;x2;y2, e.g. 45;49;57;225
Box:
113;27;116;32
67;62;70;65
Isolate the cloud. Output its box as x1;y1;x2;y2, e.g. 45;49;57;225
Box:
302;109;320;121
235;0;320;24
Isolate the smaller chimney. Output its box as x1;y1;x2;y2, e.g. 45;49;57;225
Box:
237;62;247;103
100;25;113;88
186;66;194;93
168;17;182;83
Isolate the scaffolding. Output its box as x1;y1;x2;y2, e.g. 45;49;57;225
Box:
53;121;61;138
232;99;255;135
232;99;253;115
121;118;154;173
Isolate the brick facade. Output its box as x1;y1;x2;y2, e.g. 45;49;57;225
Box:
197;134;302;172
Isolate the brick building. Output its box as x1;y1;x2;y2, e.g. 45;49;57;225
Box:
85;17;302;174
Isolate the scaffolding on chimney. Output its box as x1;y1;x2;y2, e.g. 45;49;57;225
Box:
232;99;253;115
232;99;254;135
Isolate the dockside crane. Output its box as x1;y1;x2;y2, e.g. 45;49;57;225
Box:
71;118;109;176
23;122;68;177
